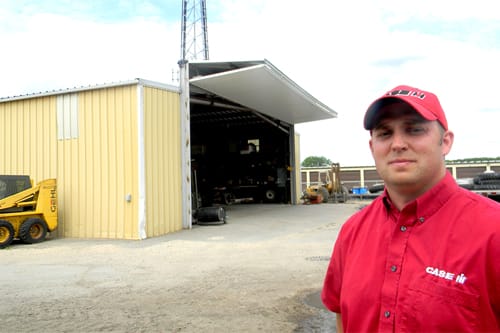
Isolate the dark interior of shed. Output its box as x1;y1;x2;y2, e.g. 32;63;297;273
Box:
190;94;292;206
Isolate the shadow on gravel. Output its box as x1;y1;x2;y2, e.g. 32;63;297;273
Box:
294;290;337;333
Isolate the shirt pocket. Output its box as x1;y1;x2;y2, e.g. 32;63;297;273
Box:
402;279;480;332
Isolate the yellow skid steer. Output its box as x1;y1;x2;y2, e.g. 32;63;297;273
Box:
0;176;57;248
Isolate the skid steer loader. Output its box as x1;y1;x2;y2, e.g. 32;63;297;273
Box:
0;176;57;249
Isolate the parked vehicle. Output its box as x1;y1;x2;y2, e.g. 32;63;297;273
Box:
0;176;57;248
302;163;347;203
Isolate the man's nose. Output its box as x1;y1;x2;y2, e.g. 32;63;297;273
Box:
391;131;408;151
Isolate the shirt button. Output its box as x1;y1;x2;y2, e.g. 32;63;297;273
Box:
384;311;391;318
391;265;397;272
419;217;425;223
400;226;407;232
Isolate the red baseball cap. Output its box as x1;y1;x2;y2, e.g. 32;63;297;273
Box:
364;85;448;130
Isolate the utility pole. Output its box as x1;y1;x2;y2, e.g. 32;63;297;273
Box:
180;0;209;61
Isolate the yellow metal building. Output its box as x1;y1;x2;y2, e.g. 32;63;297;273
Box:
0;79;182;239
0;60;336;241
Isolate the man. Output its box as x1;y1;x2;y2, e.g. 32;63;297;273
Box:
321;85;500;332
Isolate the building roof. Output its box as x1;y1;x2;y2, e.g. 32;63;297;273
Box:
1;59;336;126
0;79;179;103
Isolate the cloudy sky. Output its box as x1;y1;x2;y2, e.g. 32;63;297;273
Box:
1;0;499;166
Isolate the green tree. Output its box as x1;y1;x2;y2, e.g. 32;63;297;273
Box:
301;156;332;167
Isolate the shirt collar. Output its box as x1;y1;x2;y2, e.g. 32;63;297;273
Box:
381;172;458;225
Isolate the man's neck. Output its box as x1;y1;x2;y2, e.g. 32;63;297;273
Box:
386;178;443;211
385;190;421;211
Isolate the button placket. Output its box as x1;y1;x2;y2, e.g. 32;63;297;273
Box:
379;215;413;331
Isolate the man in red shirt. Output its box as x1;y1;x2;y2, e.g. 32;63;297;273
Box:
321;85;500;332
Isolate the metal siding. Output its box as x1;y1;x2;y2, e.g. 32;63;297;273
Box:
0;97;59;236
0;97;57;180
57;85;139;239
143;87;182;237
0;83;182;240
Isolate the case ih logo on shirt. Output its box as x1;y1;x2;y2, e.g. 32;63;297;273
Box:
425;266;467;284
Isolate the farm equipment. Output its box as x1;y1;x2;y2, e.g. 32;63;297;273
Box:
302;163;347;204
0;176;57;248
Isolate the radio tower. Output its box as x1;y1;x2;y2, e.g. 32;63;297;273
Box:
180;0;209;61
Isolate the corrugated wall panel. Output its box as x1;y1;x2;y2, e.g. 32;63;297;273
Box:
57;85;139;239
143;87;182;237
0;97;57;181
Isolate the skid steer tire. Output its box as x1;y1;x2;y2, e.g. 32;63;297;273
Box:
319;187;330;203
0;220;15;249
20;218;47;244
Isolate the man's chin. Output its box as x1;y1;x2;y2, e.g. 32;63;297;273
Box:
385;175;418;187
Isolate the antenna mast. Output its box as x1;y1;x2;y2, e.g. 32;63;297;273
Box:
180;0;209;61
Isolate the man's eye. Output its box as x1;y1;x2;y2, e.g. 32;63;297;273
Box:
408;127;425;134
375;130;391;137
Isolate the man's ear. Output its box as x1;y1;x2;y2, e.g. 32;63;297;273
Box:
442;130;454;156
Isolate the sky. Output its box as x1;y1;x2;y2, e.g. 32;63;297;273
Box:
1;0;500;166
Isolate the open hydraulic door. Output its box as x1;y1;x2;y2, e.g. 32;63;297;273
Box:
189;60;337;125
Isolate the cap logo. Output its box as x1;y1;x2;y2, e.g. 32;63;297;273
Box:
387;89;425;100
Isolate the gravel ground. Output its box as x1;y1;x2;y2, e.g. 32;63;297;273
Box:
0;202;366;333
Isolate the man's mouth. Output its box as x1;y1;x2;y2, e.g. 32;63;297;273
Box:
389;159;415;166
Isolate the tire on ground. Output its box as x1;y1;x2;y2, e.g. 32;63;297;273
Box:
197;206;226;224
19;218;48;244
0;220;15;249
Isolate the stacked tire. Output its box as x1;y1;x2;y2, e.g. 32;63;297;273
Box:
472;172;500;190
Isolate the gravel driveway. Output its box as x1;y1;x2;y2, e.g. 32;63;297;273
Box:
0;202;364;332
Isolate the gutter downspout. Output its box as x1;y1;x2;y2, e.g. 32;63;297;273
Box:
137;84;147;239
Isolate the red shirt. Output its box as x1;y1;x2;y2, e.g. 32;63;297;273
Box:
322;172;500;332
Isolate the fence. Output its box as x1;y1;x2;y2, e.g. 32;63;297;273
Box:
301;161;500;193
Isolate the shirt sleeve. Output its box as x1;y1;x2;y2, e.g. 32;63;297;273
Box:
488;219;500;319
321;226;346;313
